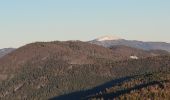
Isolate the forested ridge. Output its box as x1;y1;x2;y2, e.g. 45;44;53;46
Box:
0;41;169;100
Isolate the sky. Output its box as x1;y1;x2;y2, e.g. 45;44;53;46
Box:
0;0;170;48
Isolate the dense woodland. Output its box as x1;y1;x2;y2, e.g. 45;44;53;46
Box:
0;41;170;100
87;71;170;100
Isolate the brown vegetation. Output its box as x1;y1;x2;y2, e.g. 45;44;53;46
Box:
0;41;169;100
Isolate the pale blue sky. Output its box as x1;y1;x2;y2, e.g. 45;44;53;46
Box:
0;0;170;48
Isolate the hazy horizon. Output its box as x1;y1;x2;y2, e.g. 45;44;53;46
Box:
0;0;170;48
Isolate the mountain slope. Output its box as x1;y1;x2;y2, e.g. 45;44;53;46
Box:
3;41;166;77
0;48;15;58
0;41;170;100
86;71;170;100
51;56;170;100
109;45;169;59
0;41;120;75
90;38;170;52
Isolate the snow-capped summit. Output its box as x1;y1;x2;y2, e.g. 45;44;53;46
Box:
95;35;122;41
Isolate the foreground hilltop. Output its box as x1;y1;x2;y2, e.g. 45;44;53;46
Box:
1;41;168;80
0;41;117;76
0;41;170;100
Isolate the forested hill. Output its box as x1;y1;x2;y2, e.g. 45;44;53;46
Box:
0;41;170;100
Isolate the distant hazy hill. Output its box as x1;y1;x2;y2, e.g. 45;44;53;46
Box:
109;45;169;59
90;36;170;52
0;41;170;100
0;48;15;58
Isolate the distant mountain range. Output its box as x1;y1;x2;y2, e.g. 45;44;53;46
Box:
109;45;169;59
0;48;15;58
90;36;170;52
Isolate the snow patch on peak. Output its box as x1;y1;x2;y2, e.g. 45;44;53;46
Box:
95;35;122;41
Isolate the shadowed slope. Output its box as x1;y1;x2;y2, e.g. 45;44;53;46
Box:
86;71;170;100
50;75;136;100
